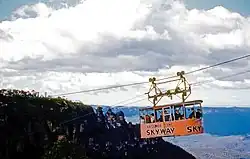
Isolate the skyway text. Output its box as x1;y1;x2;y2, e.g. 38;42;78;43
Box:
146;127;175;136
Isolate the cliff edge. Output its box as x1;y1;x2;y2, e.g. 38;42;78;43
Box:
0;89;196;159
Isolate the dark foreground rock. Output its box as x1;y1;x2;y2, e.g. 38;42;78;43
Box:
62;107;196;159
0;89;196;159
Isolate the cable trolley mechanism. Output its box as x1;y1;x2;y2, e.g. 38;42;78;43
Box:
139;71;204;139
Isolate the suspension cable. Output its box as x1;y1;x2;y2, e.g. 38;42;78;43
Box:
110;94;145;107
60;68;250;124
190;69;250;86
112;69;250;106
51;54;250;97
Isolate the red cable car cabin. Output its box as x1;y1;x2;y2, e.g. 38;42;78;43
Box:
139;100;204;139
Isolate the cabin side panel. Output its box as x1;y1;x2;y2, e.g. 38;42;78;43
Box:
140;119;203;138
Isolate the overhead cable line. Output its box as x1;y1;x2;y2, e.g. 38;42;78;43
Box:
111;87;171;107
113;69;250;106
110;94;145;107
120;97;146;106
51;81;150;97
60;68;250;124
185;54;250;75
190;69;250;86
51;54;250;97
60;96;146;125
60;111;95;125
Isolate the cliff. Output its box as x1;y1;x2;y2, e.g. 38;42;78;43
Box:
0;89;196;159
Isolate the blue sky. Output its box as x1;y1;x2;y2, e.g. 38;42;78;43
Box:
0;0;250;20
184;0;250;16
0;0;40;20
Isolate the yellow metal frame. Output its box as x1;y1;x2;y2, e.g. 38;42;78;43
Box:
146;71;191;107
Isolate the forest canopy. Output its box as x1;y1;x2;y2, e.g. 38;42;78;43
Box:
0;89;92;159
0;89;196;159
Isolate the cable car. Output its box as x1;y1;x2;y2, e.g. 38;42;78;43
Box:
139;71;204;139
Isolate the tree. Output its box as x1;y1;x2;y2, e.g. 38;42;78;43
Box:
0;89;91;159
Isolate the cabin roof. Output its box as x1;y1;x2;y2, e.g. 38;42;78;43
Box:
139;100;203;111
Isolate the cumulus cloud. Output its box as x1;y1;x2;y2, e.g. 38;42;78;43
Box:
1;0;250;106
11;3;53;19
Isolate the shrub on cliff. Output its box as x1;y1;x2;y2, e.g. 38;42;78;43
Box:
0;89;91;159
0;89;196;159
42;138;89;159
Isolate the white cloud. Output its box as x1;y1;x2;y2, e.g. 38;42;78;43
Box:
1;0;250;106
11;3;53;19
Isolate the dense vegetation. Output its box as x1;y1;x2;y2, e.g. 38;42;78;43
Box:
0;89;196;159
0;89;92;159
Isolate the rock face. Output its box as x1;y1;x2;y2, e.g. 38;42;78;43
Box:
64;107;196;159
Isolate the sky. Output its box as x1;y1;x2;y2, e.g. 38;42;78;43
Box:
185;0;250;16
1;0;250;106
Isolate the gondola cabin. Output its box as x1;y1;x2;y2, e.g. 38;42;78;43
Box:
139;100;204;139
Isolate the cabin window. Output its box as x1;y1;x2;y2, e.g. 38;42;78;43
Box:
163;107;172;122
194;104;203;119
139;109;155;124
185;105;193;119
173;106;185;120
185;104;202;119
139;102;203;124
155;109;163;122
